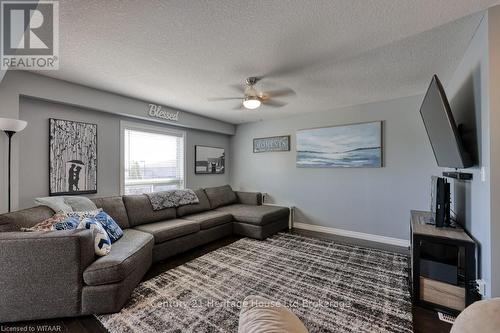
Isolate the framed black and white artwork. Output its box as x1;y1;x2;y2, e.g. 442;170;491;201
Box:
195;145;225;174
49;118;98;195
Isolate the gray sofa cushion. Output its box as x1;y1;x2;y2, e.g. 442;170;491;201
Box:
204;185;237;209
182;211;233;230
92;196;130;229
81;254;151;315
236;191;263;206
134;219;200;244
0;206;55;231
83;229;153;286
216;204;289;226
176;189;211;217
123;195;176;226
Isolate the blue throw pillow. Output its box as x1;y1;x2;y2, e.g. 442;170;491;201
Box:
94;211;123;243
51;216;79;230
77;217;111;256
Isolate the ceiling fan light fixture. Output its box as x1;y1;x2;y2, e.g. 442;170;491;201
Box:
243;96;261;109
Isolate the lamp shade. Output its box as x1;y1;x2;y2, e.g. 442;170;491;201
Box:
0;118;27;132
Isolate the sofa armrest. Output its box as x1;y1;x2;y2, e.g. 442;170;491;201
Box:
0;229;95;322
236;191;263;206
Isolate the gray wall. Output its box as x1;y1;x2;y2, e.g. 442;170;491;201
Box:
18;97;230;209
230;95;441;241
487;6;500;298
0;71;235;213
444;14;493;297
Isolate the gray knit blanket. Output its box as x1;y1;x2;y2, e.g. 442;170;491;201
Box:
146;189;199;211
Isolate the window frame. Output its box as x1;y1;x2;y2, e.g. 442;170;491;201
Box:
120;121;187;195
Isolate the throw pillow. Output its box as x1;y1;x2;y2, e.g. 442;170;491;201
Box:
94;211;123;243
21;213;67;231
63;196;98;212
51;216;80;231
77;217;111;256
65;209;102;221
34;197;73;213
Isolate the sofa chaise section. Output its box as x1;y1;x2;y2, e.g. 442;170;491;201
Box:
216;204;290;225
217;204;290;240
203;185;290;240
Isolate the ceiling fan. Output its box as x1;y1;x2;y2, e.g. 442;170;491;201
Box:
208;77;296;110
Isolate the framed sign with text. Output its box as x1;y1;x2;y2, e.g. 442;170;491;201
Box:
253;135;290;153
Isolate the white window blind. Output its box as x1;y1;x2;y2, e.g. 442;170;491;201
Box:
122;125;185;195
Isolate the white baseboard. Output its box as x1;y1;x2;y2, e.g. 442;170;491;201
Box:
293;222;410;248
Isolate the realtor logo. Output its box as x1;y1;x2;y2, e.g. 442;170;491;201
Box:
1;1;59;70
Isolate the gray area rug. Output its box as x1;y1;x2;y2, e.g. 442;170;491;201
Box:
97;233;412;333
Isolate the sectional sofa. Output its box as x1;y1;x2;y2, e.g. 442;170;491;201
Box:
0;185;289;323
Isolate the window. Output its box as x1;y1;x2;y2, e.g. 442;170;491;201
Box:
121;122;185;195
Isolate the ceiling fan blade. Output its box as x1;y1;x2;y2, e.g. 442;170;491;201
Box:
265;88;296;98
262;99;287;108
232;104;244;110
207;97;242;101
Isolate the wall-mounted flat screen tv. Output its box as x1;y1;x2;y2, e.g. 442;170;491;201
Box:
419;75;472;168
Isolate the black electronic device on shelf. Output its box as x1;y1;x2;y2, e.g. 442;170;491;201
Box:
435;177;451;228
430;176;451;228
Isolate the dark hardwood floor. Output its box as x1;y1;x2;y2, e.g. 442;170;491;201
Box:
2;230;451;333
413;307;453;333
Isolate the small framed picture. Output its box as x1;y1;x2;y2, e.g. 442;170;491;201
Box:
195;145;225;174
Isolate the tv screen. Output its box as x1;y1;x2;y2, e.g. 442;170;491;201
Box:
419;75;472;168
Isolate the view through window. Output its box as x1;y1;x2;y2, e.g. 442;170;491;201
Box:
123;125;185;195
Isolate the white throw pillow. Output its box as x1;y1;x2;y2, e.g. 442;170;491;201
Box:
63;196;98;212
77;217;111;256
34;197;73;213
34;196;98;213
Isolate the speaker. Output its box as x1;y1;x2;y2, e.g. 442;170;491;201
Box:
435;177;450;227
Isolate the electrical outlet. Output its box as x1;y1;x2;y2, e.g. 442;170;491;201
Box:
481;166;486;182
476;279;486;297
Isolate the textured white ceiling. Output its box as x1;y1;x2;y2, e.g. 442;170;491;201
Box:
35;0;498;124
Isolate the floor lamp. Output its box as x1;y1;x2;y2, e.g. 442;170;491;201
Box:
0;118;27;212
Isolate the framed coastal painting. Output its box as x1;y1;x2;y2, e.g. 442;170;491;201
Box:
49;118;98;195
195;145;225;174
296;121;382;168
253;135;290;153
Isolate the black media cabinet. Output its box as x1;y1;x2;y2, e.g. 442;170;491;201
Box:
410;210;479;315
